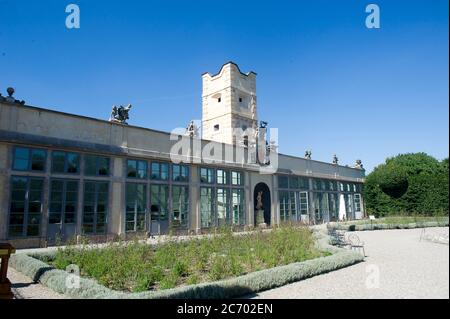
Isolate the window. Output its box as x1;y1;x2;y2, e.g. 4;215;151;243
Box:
239;97;243;103
218;97;221;103
172;164;189;182
344;194;354;217
216;169;229;185
299;192;309;216
126;183;147;232
127;159;147;179
243;136;249;147
172;185;189;228
49;180;78;225
231;171;243;186
278;175;289;189
13;147;46;171
200;167;214;184
83;181;108;234
151;162;169;181
328;193;339;220
279;191;296;221
328;180;337;191
232;188;245;225
9;177;44;237
216;188;230;226
200;187;214;228
52;151;80;174
354;194;361;212
84;155;110;176
214;124;220;131
150;184;169;221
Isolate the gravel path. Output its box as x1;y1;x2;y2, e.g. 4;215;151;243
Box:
7;267;66;299
252;227;449;299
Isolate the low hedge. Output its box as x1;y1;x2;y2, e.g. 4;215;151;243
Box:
9;228;363;299
330;220;449;232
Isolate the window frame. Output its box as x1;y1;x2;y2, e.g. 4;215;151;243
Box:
51;150;81;175
8;176;45;238
84;155;110;177
126;159;148;179
12;146;47;172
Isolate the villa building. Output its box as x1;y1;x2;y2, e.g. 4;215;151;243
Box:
0;62;365;248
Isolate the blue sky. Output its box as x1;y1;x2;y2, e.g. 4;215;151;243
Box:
0;0;448;172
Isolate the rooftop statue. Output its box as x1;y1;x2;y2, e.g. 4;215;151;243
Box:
333;154;339;165
305;150;312;159
0;87;25;105
185;120;199;138
109;104;132;124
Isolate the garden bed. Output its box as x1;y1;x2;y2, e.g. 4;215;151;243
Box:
9;225;364;299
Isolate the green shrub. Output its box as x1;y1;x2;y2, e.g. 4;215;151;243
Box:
365;153;449;216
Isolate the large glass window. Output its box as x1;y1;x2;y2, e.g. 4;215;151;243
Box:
84;155;110;176
231;171;243;186
328;193;339;221
51;151;80;174
299;192;309;216
126;183;147;232
279;191;297;222
172;164;189;182
172;185;189;228
216;169;229;185
344;194;354;218
354;193;362;212
83;181;109;234
200;168;245;228
9;177;44;237
313;192;330;222
151;162;169;181
150;184;169;221
49;180;78;225
200;187;214;228
12;147;46;172
216;188;230;226
127;159;147;179
232;188;245;225
200;167;214;184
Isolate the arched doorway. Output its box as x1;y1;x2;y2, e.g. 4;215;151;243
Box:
254;183;271;225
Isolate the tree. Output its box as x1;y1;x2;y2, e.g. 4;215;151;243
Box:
364;153;449;216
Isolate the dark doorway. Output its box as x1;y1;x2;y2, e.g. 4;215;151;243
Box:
253;182;271;225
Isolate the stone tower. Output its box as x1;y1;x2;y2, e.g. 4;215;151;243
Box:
201;62;258;145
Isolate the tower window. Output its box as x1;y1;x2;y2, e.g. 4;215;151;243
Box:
218;97;221;103
239;97;243;103
214;124;220;131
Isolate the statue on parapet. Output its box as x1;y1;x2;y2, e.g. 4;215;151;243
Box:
109;104;132;124
305;150;312;159
185;120;199;137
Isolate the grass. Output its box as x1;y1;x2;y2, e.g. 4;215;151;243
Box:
49;225;326;293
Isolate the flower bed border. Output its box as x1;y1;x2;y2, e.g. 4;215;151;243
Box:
329;219;449;232
9;228;364;299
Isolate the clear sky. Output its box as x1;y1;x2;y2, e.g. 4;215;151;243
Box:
0;0;448;172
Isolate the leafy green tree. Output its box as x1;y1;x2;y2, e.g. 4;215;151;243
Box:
364;153;449;216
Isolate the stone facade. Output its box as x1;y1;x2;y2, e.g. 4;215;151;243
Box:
0;63;366;248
